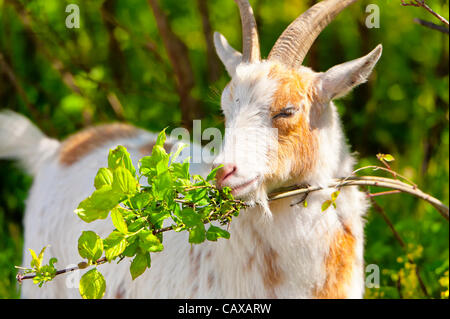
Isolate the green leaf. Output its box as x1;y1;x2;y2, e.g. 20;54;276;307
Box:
111;208;128;234
206;164;223;182
171;162;190;180
78;231;103;262
129;192;152;211
112;167;137;195
152;170;173;201
29;249;40;270
108;145;136;176
155;128;167;148
147;210;171;229
188;223;206;244
377;153;395;162
79;268;106;299
206;225;230;241
37;246;48;269
321;200;332;212
138;230;164;252
75;185;125;223
122;242;137;257
170;143;187;164
103;231;127;260
331;191;340;202
130;252;150;280
178;208;202;227
94;168;113;189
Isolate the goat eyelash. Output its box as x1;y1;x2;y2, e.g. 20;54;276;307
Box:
272;106;298;120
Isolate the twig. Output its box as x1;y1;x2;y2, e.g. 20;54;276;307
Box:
17;258;108;283
268;176;449;221
401;0;449;26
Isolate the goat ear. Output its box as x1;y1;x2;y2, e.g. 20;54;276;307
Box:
317;44;382;101
214;32;242;77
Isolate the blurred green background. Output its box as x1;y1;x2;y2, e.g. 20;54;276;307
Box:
0;0;448;299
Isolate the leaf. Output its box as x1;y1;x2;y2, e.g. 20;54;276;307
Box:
37;246;48;269
178;208;202;227
331;191;340;202
103;231;127;261
321;200;332;212
129;192;152;211
206;225;230;241
206;164;223;182
138;230;164;252
122;242;137;257
75;185;125;223
377;153;395;162
108;145;136;177
29;249;40;270
130;252;150;280
78;231;103;262
94;168;113;189
79;268;106;299
111;208;128;234
152;170;173;201
188;223;206;244
112;167;137;195
171;162;190;180
155;128;167;148
170;142;187;164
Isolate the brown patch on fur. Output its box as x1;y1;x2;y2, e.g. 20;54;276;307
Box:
59;123;138;166
139;140;174;155
207;272;215;289
189;246;201;279
314;224;356;299
114;285;126;299
266;63;319;183
247;221;284;297
245;254;256;272
261;247;284;298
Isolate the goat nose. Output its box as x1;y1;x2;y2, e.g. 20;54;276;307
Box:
215;163;237;188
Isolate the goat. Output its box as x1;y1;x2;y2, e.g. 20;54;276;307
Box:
0;0;382;298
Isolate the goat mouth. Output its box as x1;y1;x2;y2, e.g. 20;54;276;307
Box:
230;177;259;196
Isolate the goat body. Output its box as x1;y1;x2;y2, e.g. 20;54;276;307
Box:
0;0;381;298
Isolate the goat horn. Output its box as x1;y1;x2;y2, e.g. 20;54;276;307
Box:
268;0;358;68
234;0;260;63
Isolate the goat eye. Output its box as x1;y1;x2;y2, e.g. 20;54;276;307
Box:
272;107;297;120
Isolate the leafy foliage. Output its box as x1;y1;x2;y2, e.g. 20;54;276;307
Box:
20;130;244;298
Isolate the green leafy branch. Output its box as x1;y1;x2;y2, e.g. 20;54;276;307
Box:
16;129;245;298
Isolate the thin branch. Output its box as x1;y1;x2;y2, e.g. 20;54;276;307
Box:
268;176;449;221
401;0;449;26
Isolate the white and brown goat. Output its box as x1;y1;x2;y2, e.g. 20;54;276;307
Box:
0;0;382;298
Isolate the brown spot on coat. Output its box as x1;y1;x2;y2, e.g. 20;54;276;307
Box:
261;247;284;298
314;224;356;299
59;123;138;166
207;272;215;289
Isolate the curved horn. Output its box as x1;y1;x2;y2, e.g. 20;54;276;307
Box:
234;0;260;63
268;0;358;68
